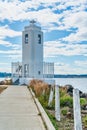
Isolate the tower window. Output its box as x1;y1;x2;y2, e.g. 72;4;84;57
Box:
25;34;28;44
38;71;41;75
38;34;41;44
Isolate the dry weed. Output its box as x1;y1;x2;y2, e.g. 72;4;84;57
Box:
29;79;49;96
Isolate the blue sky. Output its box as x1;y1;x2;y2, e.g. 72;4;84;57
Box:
0;0;87;74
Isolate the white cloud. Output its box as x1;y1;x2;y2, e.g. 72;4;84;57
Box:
0;67;11;73
0;1;45;21
0;1;30;21
0;39;21;50
44;40;87;58
0;25;21;48
0;49;21;60
8;54;22;60
61;11;87;42
0;49;21;55
63;29;87;43
0;25;21;39
0;1;59;31
75;60;87;68
0;63;9;65
50;1;87;43
0;62;11;72
0;40;12;46
54;62;87;74
35;9;59;26
0;0;87;74
0;0;87;33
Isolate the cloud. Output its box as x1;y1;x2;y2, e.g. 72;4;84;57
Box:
44;40;87;58
0;63;9;65
61;11;87;42
0;66;11;72
0;25;21;48
0;1;48;21
51;1;87;43
8;54;22;60
0;49;21;55
0;39;21;50
0;1;29;21
0;49;21;60
54;62;87;74
0;0;87;74
0;1;59;31
0;0;87;33
0;40;12;46
55;62;66;67
0;62;11;72
57;0;87;10
35;9;59;26
0;25;21;39
75;60;87;68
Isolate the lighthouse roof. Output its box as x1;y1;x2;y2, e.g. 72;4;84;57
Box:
24;20;41;31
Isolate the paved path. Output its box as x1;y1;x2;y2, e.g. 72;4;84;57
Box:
0;86;46;130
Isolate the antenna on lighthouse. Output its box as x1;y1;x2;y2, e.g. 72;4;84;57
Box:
30;19;36;25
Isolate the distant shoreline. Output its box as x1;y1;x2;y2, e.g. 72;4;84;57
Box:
54;74;87;78
0;72;87;78
0;72;11;78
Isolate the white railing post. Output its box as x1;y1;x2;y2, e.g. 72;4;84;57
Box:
55;85;61;121
73;88;82;130
48;85;54;106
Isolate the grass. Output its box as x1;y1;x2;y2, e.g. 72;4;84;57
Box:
80;98;87;106
83;116;87;128
46;110;59;130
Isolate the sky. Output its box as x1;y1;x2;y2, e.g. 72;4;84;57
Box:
0;0;87;74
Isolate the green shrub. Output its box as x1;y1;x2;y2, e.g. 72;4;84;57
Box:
83;116;87;127
59;87;67;97
46;111;59;130
80;98;87;106
61;108;67;116
38;94;48;108
60;95;73;108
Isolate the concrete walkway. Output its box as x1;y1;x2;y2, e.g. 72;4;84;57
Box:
0;86;46;130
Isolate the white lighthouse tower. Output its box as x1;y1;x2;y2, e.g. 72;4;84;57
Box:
11;21;54;84
22;20;43;78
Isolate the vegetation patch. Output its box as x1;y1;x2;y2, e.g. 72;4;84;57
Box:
0;86;7;94
28;79;87;130
0;79;12;85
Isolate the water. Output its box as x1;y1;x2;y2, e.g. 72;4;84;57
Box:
55;78;87;93
0;77;87;93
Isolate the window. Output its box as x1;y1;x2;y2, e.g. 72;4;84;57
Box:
38;34;41;44
38;71;41;75
25;34;28;44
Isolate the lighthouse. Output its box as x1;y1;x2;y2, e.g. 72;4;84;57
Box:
22;20;43;78
11;21;54;84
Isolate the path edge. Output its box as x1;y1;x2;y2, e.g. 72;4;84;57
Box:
29;87;55;130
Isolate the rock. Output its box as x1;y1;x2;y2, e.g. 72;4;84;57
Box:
80;93;87;98
66;85;73;96
0;81;4;85
66;112;72;119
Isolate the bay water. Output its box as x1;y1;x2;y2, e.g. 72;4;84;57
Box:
0;77;87;93
55;78;87;93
